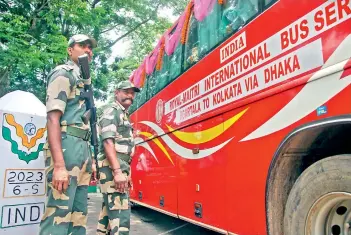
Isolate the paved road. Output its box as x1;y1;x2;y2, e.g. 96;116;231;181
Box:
87;193;220;235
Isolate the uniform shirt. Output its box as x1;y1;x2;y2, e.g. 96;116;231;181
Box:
44;60;92;169
97;101;135;156
45;60;90;132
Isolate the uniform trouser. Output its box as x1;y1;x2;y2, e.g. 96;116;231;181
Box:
97;156;131;235
39;134;92;235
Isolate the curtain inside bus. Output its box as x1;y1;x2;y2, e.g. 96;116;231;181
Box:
184;13;199;70
129;80;147;113
140;81;148;102
153;42;183;95
198;2;223;59
169;43;182;82
157;54;170;91
147;72;157;100
129;98;137;113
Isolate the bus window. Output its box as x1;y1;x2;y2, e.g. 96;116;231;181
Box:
198;2;223;59
147;73;157;100
157;53;170;91
169;43;182;83
184;12;199;70
137;84;148;108
265;0;276;7
221;0;259;36
129;97;137;113
132;77;148;112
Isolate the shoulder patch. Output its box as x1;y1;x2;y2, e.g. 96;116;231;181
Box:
47;64;75;87
98;106;116;122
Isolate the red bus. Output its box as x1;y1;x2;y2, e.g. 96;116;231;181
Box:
128;0;351;234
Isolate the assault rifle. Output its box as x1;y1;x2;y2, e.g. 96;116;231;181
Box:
78;54;99;179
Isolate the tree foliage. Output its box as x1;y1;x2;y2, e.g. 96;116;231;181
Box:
0;0;187;101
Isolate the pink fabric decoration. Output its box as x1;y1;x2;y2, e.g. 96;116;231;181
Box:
164;12;187;56
133;59;146;88
194;0;216;22
145;51;157;75
145;36;164;75
129;70;135;83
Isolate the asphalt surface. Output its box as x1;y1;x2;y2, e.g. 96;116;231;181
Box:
87;193;220;235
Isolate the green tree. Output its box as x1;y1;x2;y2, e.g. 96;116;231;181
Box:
0;0;187;100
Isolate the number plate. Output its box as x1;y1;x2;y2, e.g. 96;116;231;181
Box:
3;169;46;198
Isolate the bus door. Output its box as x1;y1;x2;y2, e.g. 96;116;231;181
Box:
176;115;227;230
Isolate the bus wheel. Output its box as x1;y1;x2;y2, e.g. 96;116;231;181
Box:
284;155;351;235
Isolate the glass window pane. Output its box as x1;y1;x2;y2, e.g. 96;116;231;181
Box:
169;43;182;82
184;13;199;70
157;54;170;91
138;85;147;107
147;73;157;99
221;0;259;36
265;0;275;6
198;3;223;59
129;98;137;113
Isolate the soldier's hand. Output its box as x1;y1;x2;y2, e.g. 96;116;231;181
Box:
52;166;70;194
113;169;128;193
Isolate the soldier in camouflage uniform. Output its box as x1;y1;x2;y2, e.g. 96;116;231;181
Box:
39;34;97;235
96;80;140;235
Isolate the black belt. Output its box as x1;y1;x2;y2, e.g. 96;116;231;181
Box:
65;126;91;141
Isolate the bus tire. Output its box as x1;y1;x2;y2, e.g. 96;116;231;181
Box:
284;155;351;235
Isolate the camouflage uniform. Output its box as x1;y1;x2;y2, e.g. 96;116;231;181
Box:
39;60;93;235
96;81;139;235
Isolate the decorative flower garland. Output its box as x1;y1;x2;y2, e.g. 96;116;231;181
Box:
156;37;165;71
218;0;224;4
140;67;146;87
181;1;194;44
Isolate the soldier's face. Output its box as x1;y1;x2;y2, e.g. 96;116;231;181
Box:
115;88;136;109
68;42;93;64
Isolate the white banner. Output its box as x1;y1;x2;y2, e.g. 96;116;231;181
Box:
174;39;323;123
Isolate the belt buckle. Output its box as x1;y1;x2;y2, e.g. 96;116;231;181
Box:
84;131;91;141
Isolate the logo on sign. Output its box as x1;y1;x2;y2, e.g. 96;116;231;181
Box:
2;114;46;164
156;99;164;124
24;123;36;136
317;106;328;116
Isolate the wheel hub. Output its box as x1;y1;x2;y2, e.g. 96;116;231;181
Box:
306;192;351;235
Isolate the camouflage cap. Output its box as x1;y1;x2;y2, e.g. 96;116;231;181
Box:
68;34;97;48
116;80;140;92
